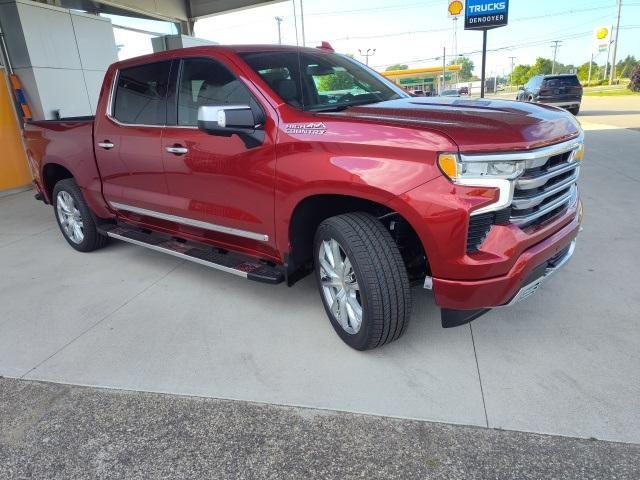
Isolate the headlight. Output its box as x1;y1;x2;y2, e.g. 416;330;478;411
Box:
438;152;525;215
437;153;525;182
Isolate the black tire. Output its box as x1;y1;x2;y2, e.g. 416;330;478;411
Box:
568;106;580;115
314;212;412;350
52;178;108;252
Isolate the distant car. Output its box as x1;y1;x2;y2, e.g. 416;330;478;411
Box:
440;89;460;97
458;86;469;95
516;74;583;115
412;90;425;97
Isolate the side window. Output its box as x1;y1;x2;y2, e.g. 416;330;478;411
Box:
113;61;171;125
177;58;258;126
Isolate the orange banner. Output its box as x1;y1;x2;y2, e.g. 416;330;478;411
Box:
0;69;32;191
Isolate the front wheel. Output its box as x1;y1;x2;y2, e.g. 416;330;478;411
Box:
568;106;580;115
314;213;412;350
53;178;108;252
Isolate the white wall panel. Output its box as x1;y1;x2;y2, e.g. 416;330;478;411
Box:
71;12;118;72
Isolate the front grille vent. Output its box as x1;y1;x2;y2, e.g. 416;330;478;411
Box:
466;208;510;253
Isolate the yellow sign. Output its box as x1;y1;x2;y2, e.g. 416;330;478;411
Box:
448;0;464;17
593;25;611;54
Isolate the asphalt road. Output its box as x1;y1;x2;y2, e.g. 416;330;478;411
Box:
1;378;639;480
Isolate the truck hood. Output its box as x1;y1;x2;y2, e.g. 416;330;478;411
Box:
333;97;582;153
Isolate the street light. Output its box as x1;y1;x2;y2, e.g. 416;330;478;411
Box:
358;48;376;66
274;16;283;45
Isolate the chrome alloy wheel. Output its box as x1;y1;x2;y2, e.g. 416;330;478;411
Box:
318;238;363;334
56;190;84;244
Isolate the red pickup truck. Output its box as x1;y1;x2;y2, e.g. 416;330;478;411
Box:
24;44;584;350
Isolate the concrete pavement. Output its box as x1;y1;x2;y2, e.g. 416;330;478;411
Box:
1;100;639;452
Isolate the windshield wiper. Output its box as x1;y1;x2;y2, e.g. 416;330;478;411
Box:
307;99;380;112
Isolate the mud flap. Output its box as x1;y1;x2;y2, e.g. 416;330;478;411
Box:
441;308;491;328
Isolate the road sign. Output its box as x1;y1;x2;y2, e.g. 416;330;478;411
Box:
448;0;464;17
593;26;611;54
464;0;509;30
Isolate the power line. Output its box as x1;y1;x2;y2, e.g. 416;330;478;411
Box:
310;4;617;44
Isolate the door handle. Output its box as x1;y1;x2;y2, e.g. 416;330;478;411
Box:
166;146;188;155
98;141;114;149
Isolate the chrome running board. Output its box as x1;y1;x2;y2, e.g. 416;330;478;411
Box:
99;225;284;284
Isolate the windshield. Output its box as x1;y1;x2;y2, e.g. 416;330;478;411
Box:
239;50;407;111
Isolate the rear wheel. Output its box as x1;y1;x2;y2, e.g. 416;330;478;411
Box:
53;178;108;252
314;212;412;350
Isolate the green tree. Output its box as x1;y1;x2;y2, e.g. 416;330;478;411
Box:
527;57;553;77
450;56;474;81
577;61;597;83
385;64;408;71
511;64;531;85
629;65;640;92
616;55;638;79
316;71;354;91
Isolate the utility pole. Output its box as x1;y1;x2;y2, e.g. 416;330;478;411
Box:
480;30;487;98
442;46;446;93
299;0;306;46
358;48;376;66
551;40;562;74
604;38;612;79
509;56;516;87
274;16;283;45
588;52;594;86
609;0;623;85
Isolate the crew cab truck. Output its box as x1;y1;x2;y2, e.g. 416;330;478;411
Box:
24;45;584;350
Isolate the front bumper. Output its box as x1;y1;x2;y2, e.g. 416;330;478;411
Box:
431;203;581;311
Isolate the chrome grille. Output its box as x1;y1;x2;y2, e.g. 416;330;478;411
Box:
510;140;582;228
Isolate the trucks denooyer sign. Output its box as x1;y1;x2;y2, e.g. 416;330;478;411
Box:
464;0;509;30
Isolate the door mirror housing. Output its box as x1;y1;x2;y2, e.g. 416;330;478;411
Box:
197;105;265;148
197;105;256;135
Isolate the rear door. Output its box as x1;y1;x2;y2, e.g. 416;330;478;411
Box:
94;60;173;213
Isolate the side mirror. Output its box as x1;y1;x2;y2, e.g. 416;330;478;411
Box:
197;105;256;135
197;105;264;148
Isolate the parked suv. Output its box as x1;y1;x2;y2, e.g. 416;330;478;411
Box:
24;45;584;350
516;74;583;115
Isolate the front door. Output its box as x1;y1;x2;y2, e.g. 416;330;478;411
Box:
160;56;278;258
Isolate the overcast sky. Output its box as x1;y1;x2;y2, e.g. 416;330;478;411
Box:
112;0;640;76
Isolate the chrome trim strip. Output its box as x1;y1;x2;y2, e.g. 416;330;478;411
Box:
505;239;576;306
106;231;249;278
510;185;577;226
460;135;584;164
511;169;579;210
515;161;579;190
109;202;270;242
539;101;581;107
